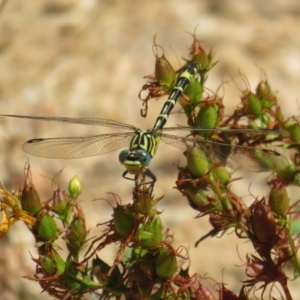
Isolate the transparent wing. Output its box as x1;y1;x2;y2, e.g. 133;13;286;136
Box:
161;126;288;137
160;133;288;172
1;114;136;131
22;133;135;159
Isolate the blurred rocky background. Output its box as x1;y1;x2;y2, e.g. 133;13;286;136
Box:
0;0;299;299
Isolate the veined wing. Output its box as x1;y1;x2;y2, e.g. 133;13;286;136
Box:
160;133;289;172
1;115;136;131
22;133;135;159
161;125;288;137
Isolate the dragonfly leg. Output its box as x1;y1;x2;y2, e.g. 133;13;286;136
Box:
121;171;136;181
132;170;156;193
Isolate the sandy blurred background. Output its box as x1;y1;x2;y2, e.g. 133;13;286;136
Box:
0;0;300;299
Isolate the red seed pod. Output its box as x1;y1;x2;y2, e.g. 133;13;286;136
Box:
21;163;42;216
21;184;42;217
269;181;289;217
249;199;276;244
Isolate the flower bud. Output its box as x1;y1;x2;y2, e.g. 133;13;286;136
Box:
68;175;82;199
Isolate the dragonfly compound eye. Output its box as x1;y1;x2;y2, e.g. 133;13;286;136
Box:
136;150;152;166
119;149;130;164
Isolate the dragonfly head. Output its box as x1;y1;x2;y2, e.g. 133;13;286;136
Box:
119;149;152;174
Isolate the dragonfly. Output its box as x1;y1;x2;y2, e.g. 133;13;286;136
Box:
1;62;288;184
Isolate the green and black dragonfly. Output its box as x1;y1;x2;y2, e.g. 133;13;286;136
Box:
1;62;288;183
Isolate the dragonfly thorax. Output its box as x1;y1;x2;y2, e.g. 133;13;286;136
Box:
118;128;161;176
127;128;161;157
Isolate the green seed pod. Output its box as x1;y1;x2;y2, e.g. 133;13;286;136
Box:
68;175;82;199
256;80;271;100
245;92;262;117
92;256;122;287
269;183;289;217
185;186;209;207
186;186;222;213
52;190;69;215
155;54;176;88
187;147;210;178
61;271;100;294
114;204;135;237
133;190;163;215
135;216;163;249
287;123;300;143
21;184;42;217
189;38;215;71
37;213;59;241
212;166;230;185
155;248;177;279
255;80;277;108
253;148;288;173
256;80;276;109
139;283;164;300
40;250;65;275
65;213;87;256
195;103;218;137
249;200;276;244
182;76;203;105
